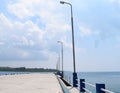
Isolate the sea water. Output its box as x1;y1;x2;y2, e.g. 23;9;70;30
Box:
64;72;120;93
0;71;30;75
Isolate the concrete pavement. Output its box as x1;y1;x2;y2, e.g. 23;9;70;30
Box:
0;73;63;93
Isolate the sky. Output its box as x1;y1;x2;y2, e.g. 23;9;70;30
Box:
0;0;120;72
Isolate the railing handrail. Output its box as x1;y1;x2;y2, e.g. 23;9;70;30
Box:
101;88;114;93
83;81;96;88
62;74;115;93
80;79;114;93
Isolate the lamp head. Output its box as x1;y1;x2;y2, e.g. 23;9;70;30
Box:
58;41;61;43
58;41;63;44
60;1;65;4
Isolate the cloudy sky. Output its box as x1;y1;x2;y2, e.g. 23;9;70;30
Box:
0;0;120;72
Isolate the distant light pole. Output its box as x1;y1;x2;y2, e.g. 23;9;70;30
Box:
60;1;78;87
56;53;61;76
57;53;60;71
58;41;64;78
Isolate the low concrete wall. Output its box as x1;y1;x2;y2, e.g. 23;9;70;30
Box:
58;77;70;93
57;76;80;93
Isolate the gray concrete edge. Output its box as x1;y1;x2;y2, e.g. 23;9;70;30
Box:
56;75;80;93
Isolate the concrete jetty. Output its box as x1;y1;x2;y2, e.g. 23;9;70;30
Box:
0;73;63;93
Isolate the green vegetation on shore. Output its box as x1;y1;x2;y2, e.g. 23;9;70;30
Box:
0;67;57;72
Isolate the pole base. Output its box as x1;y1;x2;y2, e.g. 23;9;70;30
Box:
73;72;78;87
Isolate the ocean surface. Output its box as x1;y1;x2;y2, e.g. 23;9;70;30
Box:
64;71;120;93
0;71;31;75
0;71;119;92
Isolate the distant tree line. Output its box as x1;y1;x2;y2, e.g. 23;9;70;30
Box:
0;67;57;72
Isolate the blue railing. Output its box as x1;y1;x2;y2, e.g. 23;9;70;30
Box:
57;72;114;93
80;79;114;93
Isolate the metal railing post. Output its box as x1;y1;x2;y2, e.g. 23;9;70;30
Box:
80;79;85;92
96;83;105;93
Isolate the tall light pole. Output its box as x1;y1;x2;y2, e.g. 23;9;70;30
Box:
57;53;61;71
60;1;78;87
56;52;61;76
58;41;64;78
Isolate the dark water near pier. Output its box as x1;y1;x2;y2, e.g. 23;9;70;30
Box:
64;71;120;93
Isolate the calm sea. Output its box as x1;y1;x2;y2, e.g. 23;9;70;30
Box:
0;71;31;75
64;71;120;93
0;71;51;75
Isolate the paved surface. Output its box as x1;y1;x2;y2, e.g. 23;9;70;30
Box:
0;73;63;93
69;87;80;93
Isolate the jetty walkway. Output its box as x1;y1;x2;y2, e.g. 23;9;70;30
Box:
0;73;63;93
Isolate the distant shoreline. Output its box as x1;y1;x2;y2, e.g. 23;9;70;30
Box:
0;67;57;72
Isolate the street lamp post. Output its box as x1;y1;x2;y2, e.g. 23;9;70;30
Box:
60;1;78;87
57;53;61;71
58;41;64;78
57;53;61;75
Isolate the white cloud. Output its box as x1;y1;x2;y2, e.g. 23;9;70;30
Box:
16;36;35;46
0;13;13;31
7;0;71;50
0;0;70;62
8;0;34;19
21;51;29;58
79;24;101;38
1;0;120;71
0;13;46;59
79;25;92;36
0;15;45;47
0;0;84;69
8;0;58;19
8;0;70;32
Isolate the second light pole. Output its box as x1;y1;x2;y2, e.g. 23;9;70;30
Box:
60;1;78;87
58;41;64;78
